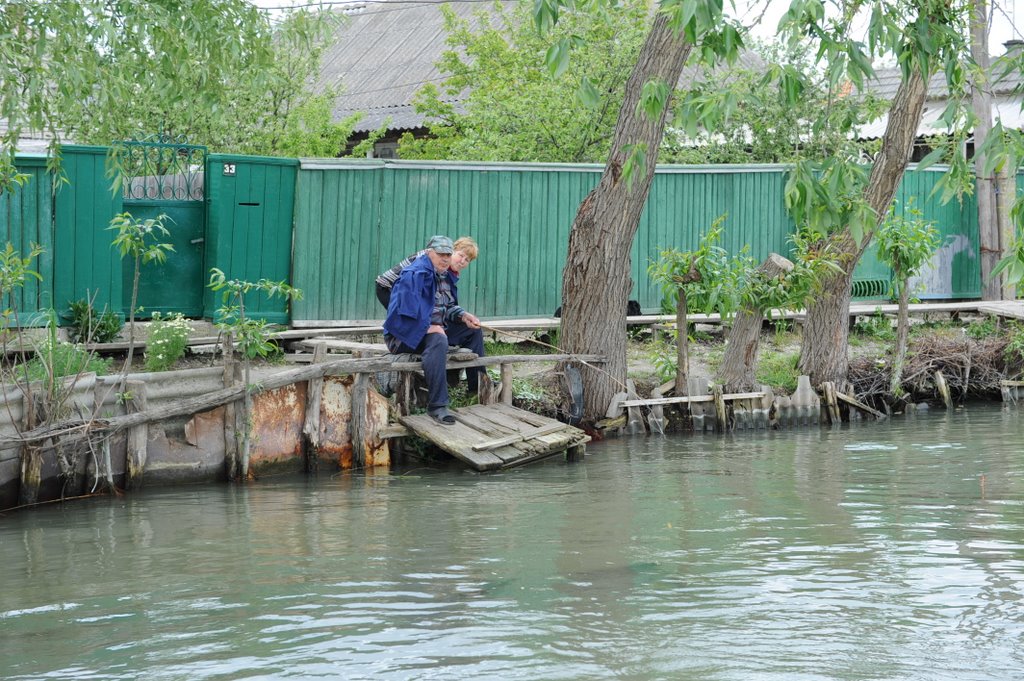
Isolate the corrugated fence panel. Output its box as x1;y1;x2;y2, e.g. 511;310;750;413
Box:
0;156;54;324
54;145;123;320
898;169;980;299
291;160;988;323
292;160;384;322
205;155;298;324
636;167;795;310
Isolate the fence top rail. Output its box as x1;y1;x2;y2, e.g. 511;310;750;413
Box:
297;158;960;175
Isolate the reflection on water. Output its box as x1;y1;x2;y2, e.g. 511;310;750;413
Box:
1;407;1023;680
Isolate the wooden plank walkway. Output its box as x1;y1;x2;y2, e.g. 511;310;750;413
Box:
398;403;589;471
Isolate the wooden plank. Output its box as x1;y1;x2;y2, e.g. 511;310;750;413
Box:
835;391;885;419
620;391;765;408
472;422;565;451
398;413;505;470
298;338;389;354
489;402;550;428
1000;379;1024;387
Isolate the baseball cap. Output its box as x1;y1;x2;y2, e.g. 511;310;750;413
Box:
426;235;454;254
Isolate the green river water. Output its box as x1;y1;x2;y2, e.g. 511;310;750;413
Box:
1;405;1023;680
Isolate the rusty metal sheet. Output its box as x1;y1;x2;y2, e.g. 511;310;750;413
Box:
317;376;390;469
250;382;307;471
319;375;354;468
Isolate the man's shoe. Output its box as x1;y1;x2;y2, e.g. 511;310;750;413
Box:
427;407;456;425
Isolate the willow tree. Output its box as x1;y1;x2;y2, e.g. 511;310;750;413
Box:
0;0;339;189
541;0;975;419
541;0;741;419
784;0;973;387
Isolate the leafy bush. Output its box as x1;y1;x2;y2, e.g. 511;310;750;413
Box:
144;312;190;372
64;298;123;344
853;309;895;341
966;316;997;340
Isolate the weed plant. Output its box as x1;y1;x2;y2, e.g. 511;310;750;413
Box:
756;350;801;393
852;309;895;341
64;298;123;344
16;334;111;382
966;316;998;340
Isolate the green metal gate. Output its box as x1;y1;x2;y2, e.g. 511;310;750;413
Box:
119;135;207;318
204;154;298;323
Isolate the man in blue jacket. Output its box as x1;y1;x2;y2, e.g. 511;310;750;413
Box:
383;235;484;425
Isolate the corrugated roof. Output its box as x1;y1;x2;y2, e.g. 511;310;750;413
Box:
319;1;766;134
318;1;490;133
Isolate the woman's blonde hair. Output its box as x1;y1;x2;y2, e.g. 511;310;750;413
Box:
453;236;478;261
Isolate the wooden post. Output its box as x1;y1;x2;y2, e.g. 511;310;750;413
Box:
478;370;496;405
351;372;369;468
935;370;953;410
566;443;585;463
18;393;42;506
822;381;841;425
499;363;513;404
712;384;727;433
302;343;327;474
124;379;148;490
222;333;239;481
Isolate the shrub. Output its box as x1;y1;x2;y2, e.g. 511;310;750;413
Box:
64;298;123;344
144;312;191;372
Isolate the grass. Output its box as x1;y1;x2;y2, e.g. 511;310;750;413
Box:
756;350;801;393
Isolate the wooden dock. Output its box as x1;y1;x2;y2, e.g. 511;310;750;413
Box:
399;403;589;471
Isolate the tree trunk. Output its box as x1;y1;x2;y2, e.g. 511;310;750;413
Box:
799;70;928;386
890;277;910;394
718;253;794;391
972;0;1003;300
560;15;693;420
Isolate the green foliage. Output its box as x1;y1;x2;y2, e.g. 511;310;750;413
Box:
853;308;895;341
0;242;43;329
0;2;346;185
666;40;887;165
965;316;997;340
108;213;175;265
1004;322;1024;368
875;201;942;292
738;232;841;315
144;312;190;372
648;215;743;317
63;298;123;344
755;350;801;393
399;0;648;162
16;329;111;383
208;268;302;359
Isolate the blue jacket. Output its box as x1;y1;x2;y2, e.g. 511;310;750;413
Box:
383;253;459;349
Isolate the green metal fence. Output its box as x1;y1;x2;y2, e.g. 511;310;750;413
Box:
3;151;993;328
294;161;981;323
0;156;54;324
54;145;124;322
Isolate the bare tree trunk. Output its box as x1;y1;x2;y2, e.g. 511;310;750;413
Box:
799;71;928;386
718;254;794;391
972;0;1003;300
890;277;910;394
560;15;693;420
